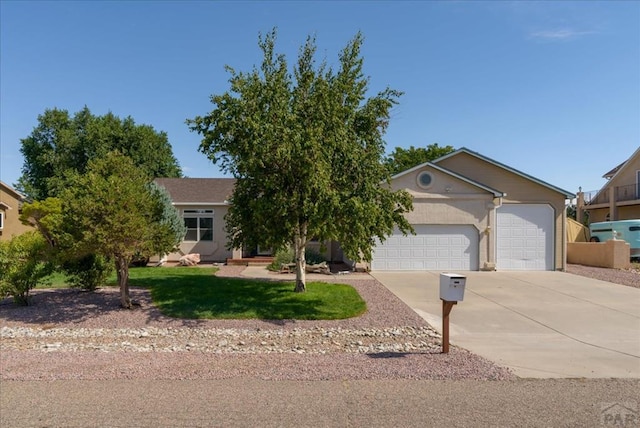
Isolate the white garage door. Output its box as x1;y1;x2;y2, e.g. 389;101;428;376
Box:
372;225;479;271
497;204;554;270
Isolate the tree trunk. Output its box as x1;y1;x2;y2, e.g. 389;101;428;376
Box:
293;227;307;292
294;244;306;292
116;256;131;308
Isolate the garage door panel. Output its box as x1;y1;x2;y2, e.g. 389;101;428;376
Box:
497;204;553;271
372;225;479;271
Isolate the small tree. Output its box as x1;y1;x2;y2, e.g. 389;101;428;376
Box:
20;198;112;291
189;30;412;292
148;181;188;257
0;231;54;305
60;151;184;308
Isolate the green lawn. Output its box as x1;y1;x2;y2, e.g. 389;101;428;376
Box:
39;272;74;289
125;267;366;320
36;267;366;320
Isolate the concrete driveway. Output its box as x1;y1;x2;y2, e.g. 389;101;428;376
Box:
370;271;640;378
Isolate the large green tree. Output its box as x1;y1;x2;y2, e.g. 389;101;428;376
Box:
188;30;412;292
385;144;455;176
18;106;182;200
60;151;185;308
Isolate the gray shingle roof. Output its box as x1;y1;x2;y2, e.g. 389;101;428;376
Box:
154;178;236;204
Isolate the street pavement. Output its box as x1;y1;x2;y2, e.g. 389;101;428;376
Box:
371;270;640;378
1;378;638;427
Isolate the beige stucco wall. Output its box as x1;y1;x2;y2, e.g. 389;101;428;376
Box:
390;165;495;269
436;153;568;270
607;155;639;190
590;205;640;223
567;240;631;269
164;205;232;262
0;185;34;242
587;208;608;223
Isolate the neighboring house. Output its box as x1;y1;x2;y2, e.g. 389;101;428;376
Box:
0;181;33;241
372;148;574;271
580;147;640;223
158;148;574;271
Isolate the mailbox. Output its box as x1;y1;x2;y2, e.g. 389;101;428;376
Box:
439;273;466;302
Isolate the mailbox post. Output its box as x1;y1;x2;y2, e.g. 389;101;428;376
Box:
439;273;466;354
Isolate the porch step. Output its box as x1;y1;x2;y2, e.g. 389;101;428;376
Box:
226;257;274;266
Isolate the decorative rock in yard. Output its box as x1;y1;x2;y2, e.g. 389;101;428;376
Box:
179;253;201;266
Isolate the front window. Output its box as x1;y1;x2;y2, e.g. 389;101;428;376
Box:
183;209;214;242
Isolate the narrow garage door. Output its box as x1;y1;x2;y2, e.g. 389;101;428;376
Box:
497;204;554;270
371;225;479;271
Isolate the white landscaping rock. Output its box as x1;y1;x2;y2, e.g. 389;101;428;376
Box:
179;253;201;266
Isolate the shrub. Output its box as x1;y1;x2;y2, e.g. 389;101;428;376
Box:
267;247;295;271
62;253;112;291
304;249;326;265
0;231;54;305
267;247;327;271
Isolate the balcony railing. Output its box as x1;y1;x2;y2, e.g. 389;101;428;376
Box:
588;183;639;205
616;183;640;202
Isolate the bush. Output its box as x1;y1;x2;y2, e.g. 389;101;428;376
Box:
62;253;112;291
0;231;54;305
267;247;327;271
304;249;326;265
267;247;295;271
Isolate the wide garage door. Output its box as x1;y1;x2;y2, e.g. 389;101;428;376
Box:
497;204;554;270
371;225;479;271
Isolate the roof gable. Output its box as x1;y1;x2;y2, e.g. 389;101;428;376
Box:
432;147;575;198
602;146;640;183
391;161;504;197
154;178;235;204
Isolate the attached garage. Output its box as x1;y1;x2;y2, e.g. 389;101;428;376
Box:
372;225;479;271
496;204;554;270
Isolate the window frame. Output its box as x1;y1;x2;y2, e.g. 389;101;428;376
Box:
0;211;4;230
417;171;434;189
182;209;214;242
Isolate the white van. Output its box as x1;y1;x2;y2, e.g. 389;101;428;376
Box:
589;220;640;260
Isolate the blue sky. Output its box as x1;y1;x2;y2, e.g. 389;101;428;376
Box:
1;1;638;196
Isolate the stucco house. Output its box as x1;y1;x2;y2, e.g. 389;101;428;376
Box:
373;147;574;271
157;148;574;271
0;181;33;241
579;147;640;223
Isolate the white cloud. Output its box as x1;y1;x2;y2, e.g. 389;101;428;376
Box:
529;28;596;41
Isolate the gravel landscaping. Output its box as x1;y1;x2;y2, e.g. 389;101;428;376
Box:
0;266;512;381
566;263;640;288
4;263;635;382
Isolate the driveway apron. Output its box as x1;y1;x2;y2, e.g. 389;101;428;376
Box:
371;271;640;378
